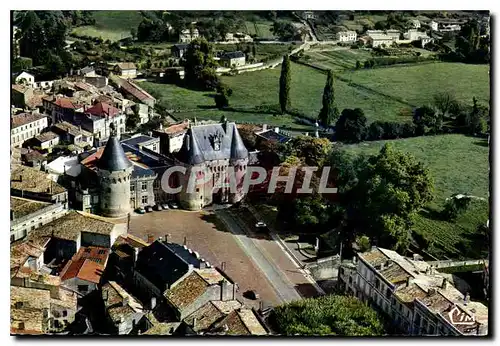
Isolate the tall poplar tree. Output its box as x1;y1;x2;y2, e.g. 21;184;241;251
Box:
279;55;291;114
318;69;339;127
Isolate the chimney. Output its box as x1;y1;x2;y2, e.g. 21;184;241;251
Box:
464;292;470;305
274;127;279;134
164;234;169;243
183;236;187;246
147;234;154;243
441;278;448;289
148;131;153;137
134;248;139;263
122;296;129;307
262;124;268;131
193;317;197;330
259;301;263;312
159;123;163;130
406;276;414;287
150;296;156;310
221;262;226;271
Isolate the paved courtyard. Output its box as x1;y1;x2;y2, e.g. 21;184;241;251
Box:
128;210;281;307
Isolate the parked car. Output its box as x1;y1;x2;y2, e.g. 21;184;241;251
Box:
243;290;260;300
161;203;170;210
255;221;267;228
169;202;179;209
135;207;146;214
153;204;163;211
145;206;153;213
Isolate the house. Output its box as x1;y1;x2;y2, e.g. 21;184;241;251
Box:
10;196;67;243
12;84;34;109
430;21;439;31
113;62;137;79
10;238;48;274
302;11;316;21
179;28;200;43
43;96;82;125
11;112;48;148
59;246;109;295
25;210;126;264
21;148;47;169
10;165;68;206
219;51;246;68
115;78;156;108
14;71;36;87
385;29;401;41
84;102;127;137
366;33;396;48
339;246;488;336
171;44;189;58
52;121;94;148
84;76;109;89
336;31;357;42
408;19;421;29
45;156;82;182
208;308;268;335
78;66;96;77
420;36;434;48
102;281;145;334
10;285;78;335
153;120;190;154
33;131;60;152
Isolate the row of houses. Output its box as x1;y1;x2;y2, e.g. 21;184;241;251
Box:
339;246;488;336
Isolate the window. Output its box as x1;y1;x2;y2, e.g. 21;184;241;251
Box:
141;182;147;191
15;302;23;309
98;249;106;255
18;322;25;330
54;320;61;329
153;145;157;152
62;310;67;317
131;184;135;192
141;196;148;204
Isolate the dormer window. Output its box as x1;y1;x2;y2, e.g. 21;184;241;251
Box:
214;140;220;151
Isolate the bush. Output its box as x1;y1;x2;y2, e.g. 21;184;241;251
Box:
214;92;229;109
442;195;472;221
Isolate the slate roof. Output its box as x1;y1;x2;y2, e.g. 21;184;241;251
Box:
220;51;245;59
97;134;133;171
135;241;192;293
172;44;189;51
177;122;248;165
256;129;292;143
121;135;158;149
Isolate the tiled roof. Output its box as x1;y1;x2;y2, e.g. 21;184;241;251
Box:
212;300;242;314
10;239;47;271
211;309;266;335
166;271;208;310
12;84;31;94
10;286;50;335
155;121;189;135
52;121;92;138
11;197;50;219
85;102;121;118
73;246;110;266
26;210;115;242
184;301;224;332
34;131;58;143
11;165;66;195
53;97;78;109
119;79;156;102
102;281;143;324
60;258;104;284
11;112;46;129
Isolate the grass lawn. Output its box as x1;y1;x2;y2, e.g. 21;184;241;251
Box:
72;10;143;41
343;134;490;259
304;49;374;72
346;62;490;108
139;62;409;124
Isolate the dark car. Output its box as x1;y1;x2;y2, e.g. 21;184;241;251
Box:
145;206;153;213
243;290;260;300
255;221;268;232
169;202;179;209
161;203;170;210
153;204;163;211
135;207;146;214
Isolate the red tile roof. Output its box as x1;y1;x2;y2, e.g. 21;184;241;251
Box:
74;246;110;266
11;113;46;129
119;79;155;103
85;102;121;118
54;97;78;109
60;258;104;284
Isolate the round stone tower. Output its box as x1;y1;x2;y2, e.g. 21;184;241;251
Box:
97;124;134;218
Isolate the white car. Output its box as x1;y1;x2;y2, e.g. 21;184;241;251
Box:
255;221;267;228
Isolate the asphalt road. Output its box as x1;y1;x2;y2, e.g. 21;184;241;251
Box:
216;209;303;303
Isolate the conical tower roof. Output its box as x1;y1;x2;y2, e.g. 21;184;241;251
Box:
185;129;204;165
230;124;248;160
97;131;132;171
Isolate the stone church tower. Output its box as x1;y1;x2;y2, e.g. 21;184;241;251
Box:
97;124;133;218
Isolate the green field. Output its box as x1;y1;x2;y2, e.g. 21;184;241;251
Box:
239;20;275;39
347;62;490;108
139;62;410;124
72;10;143;41
343;134;490;259
304;49;375;71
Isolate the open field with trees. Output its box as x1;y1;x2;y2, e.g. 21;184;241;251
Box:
71;10;143;41
343;134;489;259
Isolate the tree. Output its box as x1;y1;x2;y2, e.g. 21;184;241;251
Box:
318;70;339;127
355;60;361;69
271;295;384;336
335;108;367;143
433;92;457;119
214;91;230;109
442;194;472;221
356;235;371;252
130;28;137;40
285;136;332;167
367;121;385;140
466;97;488;136
126;109;141;131
182;38;220;90
279;55;291;114
346;144;434;252
252;44;257;58
272;21;298;41
413;106;442;135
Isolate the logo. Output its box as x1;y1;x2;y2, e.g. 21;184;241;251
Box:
448;306;475;326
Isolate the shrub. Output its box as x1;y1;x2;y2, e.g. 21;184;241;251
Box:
442;195;472;221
